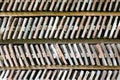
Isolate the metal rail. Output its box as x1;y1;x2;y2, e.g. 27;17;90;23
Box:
0;12;120;17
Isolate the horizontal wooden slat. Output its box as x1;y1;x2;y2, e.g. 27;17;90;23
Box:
0;12;119;17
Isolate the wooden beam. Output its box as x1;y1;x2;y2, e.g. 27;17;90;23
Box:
0;12;119;17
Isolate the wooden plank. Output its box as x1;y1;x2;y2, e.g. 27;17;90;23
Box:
104;16;113;38
3;17;12;40
81;16;91;38
61;44;73;65
17;0;24;11
3;70;10;80
76;16;86;38
0;12;119;17
81;0;88;11
83;71;90;80
18;71;25;80
93;15;103;38
30;44;40;65
94;70;101;80
78;70;84;80
86;0;93;11
40;44;51;65
8;44;19;67
39;17;48;39
12;0;20;11
114;0;120;11
97;16;107;38
45;70;52;80
56;70;63;80
54;0;61;11
85;43;95;65
7;18;17;39
28;0;35;11
79;44;89;65
54;16;66;38
64;17;75;38
29;70;36;80
34;70;42;80
103;0;110;11
24;43;35;66
76;0;82;11
33;0;40;11
14;46;24;67
59;0;66;11
106;70;113;80
65;0;72;11
88;71;95;80
87;16;97;38
108;0;115;11
28;17;38;39
100;70;107;80
91;0;98;11
109;16;118;38
3;46;14;67
66;69;72;80
44;17;54;38
111;70;118;80
114;21;120;38
22;0;30;11
13;70;20;80
70;17;80;39
97;0;104;11
8;70;14;80
23;70;31;80
39;0;46;11
40;69;47;80
17;18;27;39
51;70;57;80
35;44;45;65
0;70;6;79
0;17;7;38
44;43;56;65
95;44;108;66
23;17;33;39
68;44;79;65
0;46;9;67
12;18;23;39
111;44;120;65
90;45;101;65
73;44;84;65
7;0;14;11
33;17;43;39
100;43;113;66
72;70;78;80
106;44;117;66
1;65;120;70
70;0;77;11
18;46;29;66
55;44;68;65
49;17;59;38
49;0;57;11
61;70;68;80
59;17;70;39
50;44;62;65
